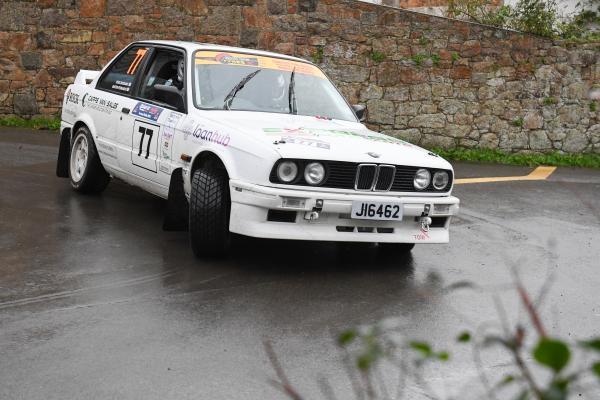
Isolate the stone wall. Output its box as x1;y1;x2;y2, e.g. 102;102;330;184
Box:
1;0;598;153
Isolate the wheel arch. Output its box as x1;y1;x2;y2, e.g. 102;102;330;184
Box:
190;150;231;179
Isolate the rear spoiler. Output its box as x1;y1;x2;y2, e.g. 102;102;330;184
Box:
74;70;100;85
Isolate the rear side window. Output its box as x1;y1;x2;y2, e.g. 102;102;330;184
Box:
97;46;150;95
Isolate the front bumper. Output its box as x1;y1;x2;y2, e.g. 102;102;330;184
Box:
229;180;459;243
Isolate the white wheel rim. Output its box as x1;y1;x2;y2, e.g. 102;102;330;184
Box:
70;134;88;183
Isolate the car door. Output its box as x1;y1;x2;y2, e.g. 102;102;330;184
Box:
93;45;151;172
118;46;187;191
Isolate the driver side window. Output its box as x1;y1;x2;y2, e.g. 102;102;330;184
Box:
138;49;185;112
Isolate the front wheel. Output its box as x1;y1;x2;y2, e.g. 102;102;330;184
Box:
189;167;231;257
69;126;110;193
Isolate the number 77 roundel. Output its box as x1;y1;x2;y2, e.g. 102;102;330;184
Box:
131;120;160;173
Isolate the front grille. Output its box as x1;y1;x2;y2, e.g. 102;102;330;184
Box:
355;164;377;190
270;159;453;193
375;165;395;191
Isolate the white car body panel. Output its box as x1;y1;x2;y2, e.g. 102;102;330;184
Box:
60;40;459;244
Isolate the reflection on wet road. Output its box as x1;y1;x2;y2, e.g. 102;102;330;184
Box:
1;129;599;399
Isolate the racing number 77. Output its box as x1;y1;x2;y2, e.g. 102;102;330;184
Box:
137;126;153;159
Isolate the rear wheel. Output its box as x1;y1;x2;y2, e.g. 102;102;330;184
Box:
69;126;110;193
189;167;231;257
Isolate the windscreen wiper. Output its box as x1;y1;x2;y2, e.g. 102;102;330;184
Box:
223;69;261;110
288;68;297;115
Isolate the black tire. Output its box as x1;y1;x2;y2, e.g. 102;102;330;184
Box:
378;243;415;254
189;167;231;257
68;125;110;194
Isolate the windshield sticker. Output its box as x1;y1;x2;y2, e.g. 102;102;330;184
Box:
195;51;326;78
132;102;164;121
263;127;411;146
81;93;118;114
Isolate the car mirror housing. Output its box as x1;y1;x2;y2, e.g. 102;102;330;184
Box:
154;84;185;112
352;104;366;122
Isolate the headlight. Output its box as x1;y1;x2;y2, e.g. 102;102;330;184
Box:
432;171;449;190
304;162;325;185
413;168;431;190
277;161;298;183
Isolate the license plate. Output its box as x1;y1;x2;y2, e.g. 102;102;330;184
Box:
351;201;403;221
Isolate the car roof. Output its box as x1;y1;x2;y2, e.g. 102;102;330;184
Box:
134;40;312;65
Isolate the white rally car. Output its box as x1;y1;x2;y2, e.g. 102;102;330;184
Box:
57;41;459;257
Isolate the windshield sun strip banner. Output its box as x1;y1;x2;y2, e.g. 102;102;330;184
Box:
194;51;326;79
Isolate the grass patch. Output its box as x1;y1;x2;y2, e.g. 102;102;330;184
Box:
512;117;524;127
312;46;324;64
432;147;600;169
370;51;386;63
0;116;61;131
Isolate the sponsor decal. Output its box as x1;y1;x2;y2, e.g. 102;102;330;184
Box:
159;163;171;174
160;112;182;161
132;102;164;122
97;142;117;159
413;228;431;241
64;89;79;105
213;52;259;66
62;108;77;118
280;135;330;150
81;93;118;114
192;125;230;147
195;51;326;78
181;118;197;141
263;127;410;146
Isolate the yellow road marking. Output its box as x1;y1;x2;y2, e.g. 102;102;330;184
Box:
455;166;556;185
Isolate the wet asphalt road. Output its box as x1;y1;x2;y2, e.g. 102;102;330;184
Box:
1;128;599;400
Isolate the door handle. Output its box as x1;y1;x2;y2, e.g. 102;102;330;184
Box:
121;107;130;114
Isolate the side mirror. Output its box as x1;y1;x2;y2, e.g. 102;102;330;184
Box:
352;104;366;122
154;84;185;112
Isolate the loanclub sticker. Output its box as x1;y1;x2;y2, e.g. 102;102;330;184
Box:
132;102;164;122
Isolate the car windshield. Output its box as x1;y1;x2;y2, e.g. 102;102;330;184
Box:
193;50;357;122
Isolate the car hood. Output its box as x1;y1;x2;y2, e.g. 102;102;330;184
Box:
200;111;452;170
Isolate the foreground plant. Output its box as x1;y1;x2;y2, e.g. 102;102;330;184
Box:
265;271;600;399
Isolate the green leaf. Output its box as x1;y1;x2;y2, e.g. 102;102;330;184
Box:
579;338;600;352
357;352;377;371
541;379;569;400
499;374;515;387
437;351;450;361
592;362;600;379
409;341;432;357
457;331;471;343
515;389;529;400
533;338;571;373
338;330;357;346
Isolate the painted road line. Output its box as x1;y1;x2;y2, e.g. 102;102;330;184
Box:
455;166;557;185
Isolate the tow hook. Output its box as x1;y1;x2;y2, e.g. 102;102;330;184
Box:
419;204;432;232
304;199;324;221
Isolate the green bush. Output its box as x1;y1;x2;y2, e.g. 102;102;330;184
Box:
447;0;600;40
0;116;61;130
